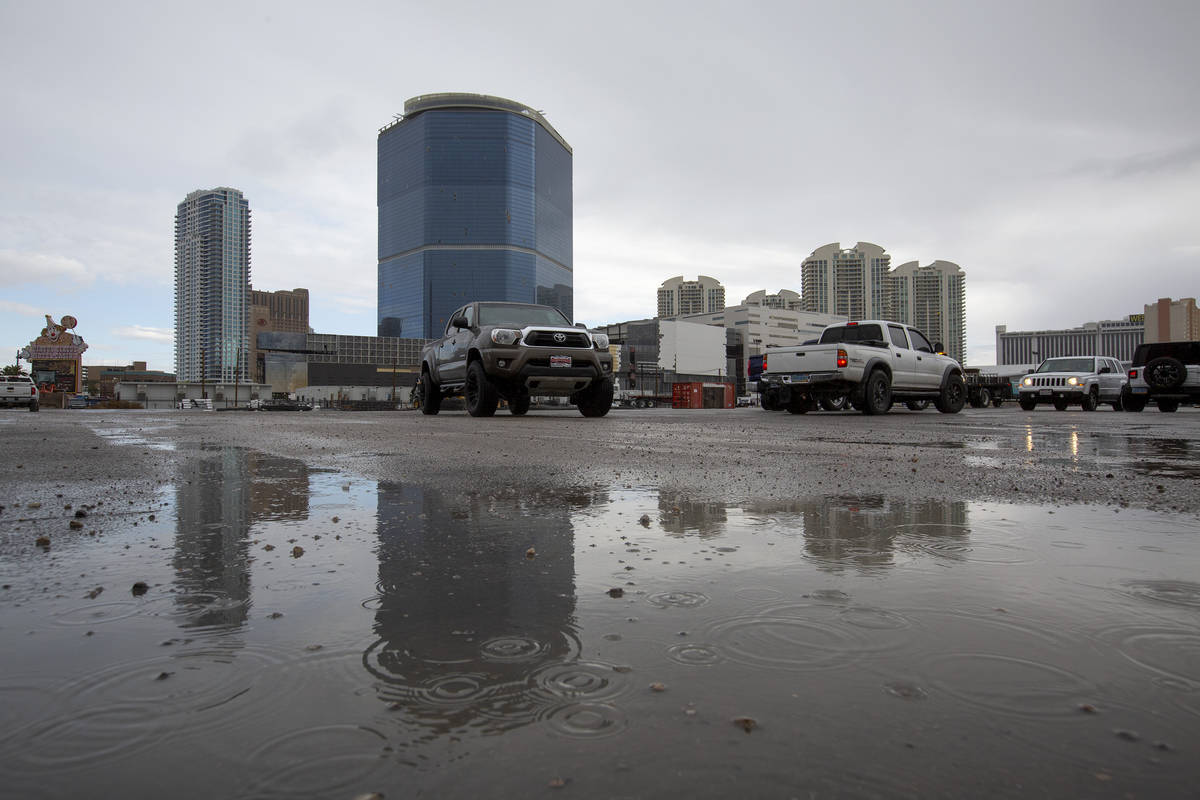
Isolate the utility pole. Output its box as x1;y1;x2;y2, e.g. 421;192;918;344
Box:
200;350;207;400
391;353;397;406
234;346;241;409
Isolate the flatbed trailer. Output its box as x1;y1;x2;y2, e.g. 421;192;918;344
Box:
964;369;1013;408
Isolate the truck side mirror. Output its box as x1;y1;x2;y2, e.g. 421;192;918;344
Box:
934;342;945;353
451;315;469;329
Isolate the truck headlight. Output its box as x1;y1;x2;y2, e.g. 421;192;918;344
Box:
1022;377;1032;386
491;329;520;345
592;333;609;349
1067;376;1080;386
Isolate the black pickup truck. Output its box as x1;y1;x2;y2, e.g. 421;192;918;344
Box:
417;301;615;417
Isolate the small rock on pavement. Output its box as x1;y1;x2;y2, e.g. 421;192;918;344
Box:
131;582;149;596
638;514;651;527
291;546;304;558
607;588;625;598
525;547;536;559
732;716;758;733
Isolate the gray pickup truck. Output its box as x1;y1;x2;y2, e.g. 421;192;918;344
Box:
417;301;615;417
0;374;40;411
758;320;966;415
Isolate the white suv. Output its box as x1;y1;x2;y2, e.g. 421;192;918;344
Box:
1017;356;1127;412
1124;341;1200;412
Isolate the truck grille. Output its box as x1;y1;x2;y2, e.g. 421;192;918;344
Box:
525;331;591;348
1028;377;1065;387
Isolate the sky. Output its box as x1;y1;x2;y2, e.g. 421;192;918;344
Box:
1;0;1197;372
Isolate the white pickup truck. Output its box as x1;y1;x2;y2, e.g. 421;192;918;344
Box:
758;320;966;415
0;374;40;411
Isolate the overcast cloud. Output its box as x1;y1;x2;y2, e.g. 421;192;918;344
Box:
1;0;1197;370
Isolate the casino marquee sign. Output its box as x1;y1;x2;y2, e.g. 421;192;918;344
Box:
19;314;89;360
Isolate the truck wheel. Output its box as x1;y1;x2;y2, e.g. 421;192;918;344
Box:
1123;391;1147;412
819;394;848;412
905;399;929;411
861;370;891;415
509;394;530;415
1157;399;1180;413
787;396;815;414
577;378;614;417
1081;389;1098;412
1053;396;1069;411
29;400;39;412
935;373;967;414
976;387;991;408
419;371;441;415
1018;395;1037;411
464;361;499;417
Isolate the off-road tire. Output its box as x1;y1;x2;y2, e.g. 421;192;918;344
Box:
1123;391;1147;412
509;394;530;416
819;394;848;412
761;391;780;411
464;361;499;417
1111;392;1124;412
29;401;39;412
577;377;613;418
787;396;816;414
1053;396;1069;411
905;399;930;412
1019;395;1038;412
1145;357;1186;390
419;370;442;415
860;370;891;415
1157;398;1180;413
935;373;967;414
1081;388;1098;412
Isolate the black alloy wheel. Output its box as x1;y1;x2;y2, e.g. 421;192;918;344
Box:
419;371;441;415
464;361;499;417
860;370;892;415
935;373;967;414
1081;389;1098;412
1145;357;1186;390
577;377;614;417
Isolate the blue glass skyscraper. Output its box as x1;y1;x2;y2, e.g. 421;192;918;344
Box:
377;93;573;339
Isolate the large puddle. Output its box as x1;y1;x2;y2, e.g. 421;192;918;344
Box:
2;445;1198;798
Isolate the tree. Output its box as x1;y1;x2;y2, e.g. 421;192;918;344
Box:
2;364;28;376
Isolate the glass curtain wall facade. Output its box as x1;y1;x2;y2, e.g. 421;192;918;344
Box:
377;94;573;339
174;188;251;383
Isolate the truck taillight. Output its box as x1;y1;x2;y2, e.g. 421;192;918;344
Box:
837;349;848;369
31;386;37;396
762;355;767;372
1127;369;1137;379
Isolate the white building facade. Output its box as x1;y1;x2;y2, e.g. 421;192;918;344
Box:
887;260;966;365
657;275;726;318
995;317;1144;365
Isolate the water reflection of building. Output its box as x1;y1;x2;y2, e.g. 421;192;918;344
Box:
367;483;587;739
746;495;970;573
656;493;728;537
173;447;310;629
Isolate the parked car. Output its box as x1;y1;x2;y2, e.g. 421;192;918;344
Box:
417;301;614;417
1123;341;1200;412
0;374;39;411
1017;356;1127;411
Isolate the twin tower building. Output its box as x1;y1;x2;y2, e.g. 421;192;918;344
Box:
174;94;571;382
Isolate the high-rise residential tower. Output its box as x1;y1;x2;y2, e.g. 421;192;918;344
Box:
377;93;573;339
174;187;251;383
800;242;891;320
887;260;967;365
657;275;726;317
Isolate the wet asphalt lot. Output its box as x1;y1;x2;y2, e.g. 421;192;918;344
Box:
2;404;1200;798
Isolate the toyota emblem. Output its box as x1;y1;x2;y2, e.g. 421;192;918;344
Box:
553;333;567;343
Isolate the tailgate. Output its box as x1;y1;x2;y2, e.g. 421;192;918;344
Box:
768;346;841;374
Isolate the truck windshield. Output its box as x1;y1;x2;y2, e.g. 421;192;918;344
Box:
1035;358;1095;373
820;324;884;344
478;304;572;327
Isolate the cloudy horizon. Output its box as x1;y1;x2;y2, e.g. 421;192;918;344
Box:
2;0;1197;372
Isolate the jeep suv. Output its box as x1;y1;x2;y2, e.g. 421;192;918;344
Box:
1123;341;1200;412
1017;356;1127;411
418;301;615;417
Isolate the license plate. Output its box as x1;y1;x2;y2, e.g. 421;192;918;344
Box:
1131;387;1147;394
794;374;810;383
1039;389;1051;395
550;356;572;368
